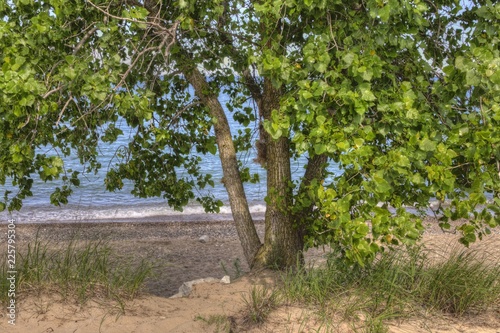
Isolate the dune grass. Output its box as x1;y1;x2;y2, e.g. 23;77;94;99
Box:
0;235;153;306
195;314;236;333
275;244;500;332
241;285;281;324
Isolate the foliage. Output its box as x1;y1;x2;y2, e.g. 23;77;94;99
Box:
261;0;500;263
0;0;499;266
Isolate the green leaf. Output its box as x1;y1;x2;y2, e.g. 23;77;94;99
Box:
301;90;313;99
270;128;283;140
358;83;376;102
64;67;77;80
12;153;24;163
490;70;500;85
361;89;376;101
354;138;364;147
343;53;355;66
11;56;26;70
354;223;369;238
316;115;326;125
373;174;391;194
314;143;326;154
207;142;217;155
379;5;391;22
361;69;373;81
419;138;436;152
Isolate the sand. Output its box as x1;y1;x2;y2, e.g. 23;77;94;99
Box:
1;218;499;332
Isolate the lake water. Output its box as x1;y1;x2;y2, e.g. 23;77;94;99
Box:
1;95;340;224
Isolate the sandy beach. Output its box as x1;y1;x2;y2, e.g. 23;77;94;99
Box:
1;218;499;332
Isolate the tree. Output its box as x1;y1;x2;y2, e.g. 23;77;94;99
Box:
1;0;499;268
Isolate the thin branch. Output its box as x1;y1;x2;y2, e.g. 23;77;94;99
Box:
73;26;99;55
56;94;73;126
327;12;340;51
446;162;472;170
166;101;202;130
114;21;179;91
42;85;63;99
19;114;30;129
113;45;160;91
241;68;262;106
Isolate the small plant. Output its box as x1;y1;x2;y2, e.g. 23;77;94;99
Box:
195;314;234;333
220;261;229;277
220;257;242;280
232;258;242;279
363;316;389;333
241;285;280;324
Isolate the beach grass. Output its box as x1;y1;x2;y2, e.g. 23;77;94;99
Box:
241;285;281;324
278;243;500;331
195;314;235;333
0;234;153;305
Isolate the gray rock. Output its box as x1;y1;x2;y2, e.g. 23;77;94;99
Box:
220;275;231;284
169;277;219;298
198;235;209;243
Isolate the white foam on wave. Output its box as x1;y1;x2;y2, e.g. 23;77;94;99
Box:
0;202;267;224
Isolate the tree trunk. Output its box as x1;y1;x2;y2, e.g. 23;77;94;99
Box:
294;154;328;241
253;79;303;269
183;67;262;266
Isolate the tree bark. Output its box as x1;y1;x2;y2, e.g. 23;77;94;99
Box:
183;67;262;266
253;78;303;269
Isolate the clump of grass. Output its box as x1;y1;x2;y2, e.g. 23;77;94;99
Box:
220;257;242;280
241;285;280;324
0;260;10;304
419;247;500;315
195;314;235;333
280;248;367;309
362;315;389;333
359;245;428;315
0;236;153;305
363;245;500;316
280;244;500;331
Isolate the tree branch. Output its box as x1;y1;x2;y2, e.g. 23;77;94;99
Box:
73;26;99;55
42;85;63;99
56;94;73;127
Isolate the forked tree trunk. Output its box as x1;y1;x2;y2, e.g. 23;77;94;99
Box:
253;79;304;269
185;67;324;269
184;67;262;266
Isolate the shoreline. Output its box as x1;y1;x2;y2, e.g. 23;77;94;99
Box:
3;215;498;234
0;219;265;228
